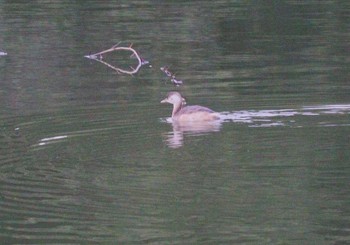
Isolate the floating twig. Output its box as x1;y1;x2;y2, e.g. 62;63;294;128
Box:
160;66;183;86
84;44;148;75
160;66;172;77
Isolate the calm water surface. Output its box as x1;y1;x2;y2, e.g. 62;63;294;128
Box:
0;1;349;244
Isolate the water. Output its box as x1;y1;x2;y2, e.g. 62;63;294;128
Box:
1;1;349;244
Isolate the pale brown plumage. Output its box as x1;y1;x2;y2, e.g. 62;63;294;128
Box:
161;92;219;122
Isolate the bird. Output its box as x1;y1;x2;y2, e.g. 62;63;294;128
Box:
161;92;220;122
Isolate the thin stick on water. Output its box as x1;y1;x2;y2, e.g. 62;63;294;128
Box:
160;66;183;86
84;44;145;75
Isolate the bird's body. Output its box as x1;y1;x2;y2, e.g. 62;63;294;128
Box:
161;92;219;122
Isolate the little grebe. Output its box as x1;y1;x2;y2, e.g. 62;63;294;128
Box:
161;92;219;121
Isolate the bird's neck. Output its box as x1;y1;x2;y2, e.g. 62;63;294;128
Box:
172;102;183;117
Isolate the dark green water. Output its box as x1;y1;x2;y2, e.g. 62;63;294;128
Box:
0;1;349;244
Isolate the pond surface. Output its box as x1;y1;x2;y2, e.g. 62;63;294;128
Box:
0;1;349;244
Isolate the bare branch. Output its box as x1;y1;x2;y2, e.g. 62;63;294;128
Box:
160;66;184;86
112;41;122;48
84;44;146;75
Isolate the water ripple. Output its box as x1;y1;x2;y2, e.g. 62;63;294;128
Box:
219;104;350;127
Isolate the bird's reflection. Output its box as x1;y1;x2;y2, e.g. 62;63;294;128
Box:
162;103;350;148
162;119;222;148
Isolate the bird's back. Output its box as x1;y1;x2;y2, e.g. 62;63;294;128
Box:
175;105;219;121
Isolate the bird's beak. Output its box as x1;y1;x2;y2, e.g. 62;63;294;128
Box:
161;98;168;103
